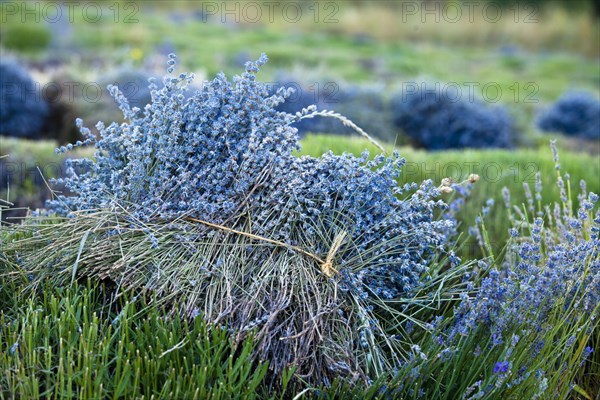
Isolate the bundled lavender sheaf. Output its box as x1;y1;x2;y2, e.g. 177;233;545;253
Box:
31;53;466;385
49;53;454;300
391;85;514;150
0;59;48;139
537;91;600;140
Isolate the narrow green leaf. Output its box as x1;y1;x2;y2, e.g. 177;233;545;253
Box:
573;385;592;400
71;231;90;286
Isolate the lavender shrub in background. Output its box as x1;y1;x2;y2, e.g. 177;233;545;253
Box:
271;76;394;142
391;85;514;150
0;60;48;139
537;91;600;140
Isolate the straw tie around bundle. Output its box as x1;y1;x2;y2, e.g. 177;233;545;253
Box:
320;230;347;278
185;217;345;278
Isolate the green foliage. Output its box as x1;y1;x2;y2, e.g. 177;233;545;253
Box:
1;24;51;52
0;137;81;222
0;280;270;399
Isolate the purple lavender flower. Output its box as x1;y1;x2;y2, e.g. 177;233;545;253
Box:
445;142;599;393
493;361;510;374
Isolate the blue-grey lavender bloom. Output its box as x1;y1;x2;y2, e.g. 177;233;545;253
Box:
523;183;534;214
46;53;458;300
535;172;543;204
502;187;511;209
550;140;560;169
580;346;593;367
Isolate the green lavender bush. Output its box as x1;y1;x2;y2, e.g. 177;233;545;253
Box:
0;24;51;53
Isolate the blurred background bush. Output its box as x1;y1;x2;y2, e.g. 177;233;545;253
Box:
537;91;600;140
0;59;48;139
391;85;515;150
1;24;51;53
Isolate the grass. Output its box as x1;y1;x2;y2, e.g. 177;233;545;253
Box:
0;279;274;399
0;276;425;399
21;1;598;57
52;22;600;100
0;137;88;222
